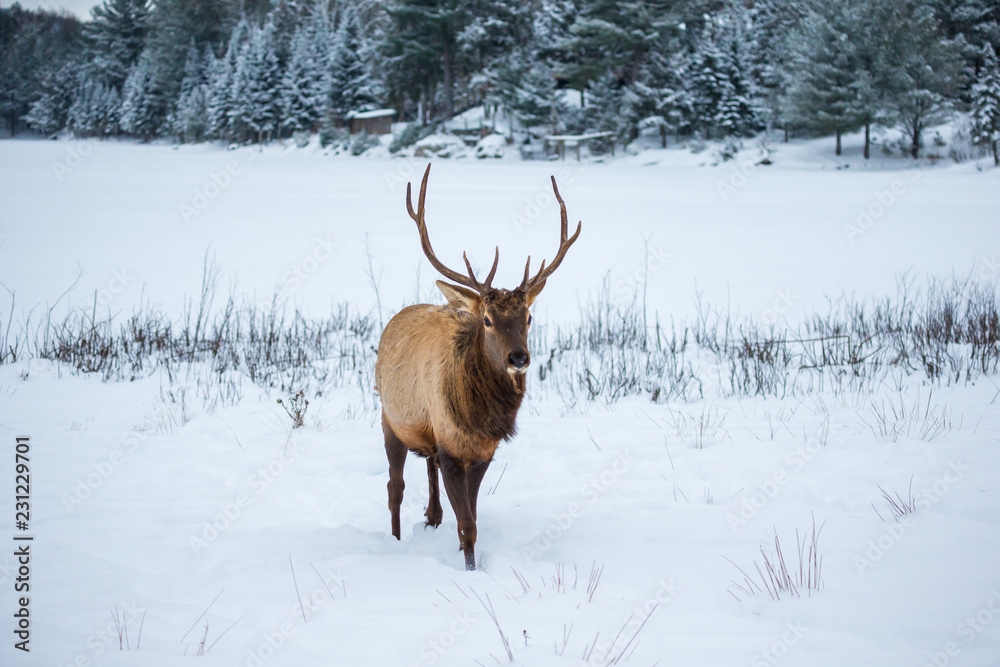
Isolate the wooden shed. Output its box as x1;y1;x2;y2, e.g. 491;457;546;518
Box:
346;109;395;135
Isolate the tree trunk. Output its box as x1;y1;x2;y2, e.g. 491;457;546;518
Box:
783;125;788;143
660;125;667;149
864;123;870;160
835;130;842;155
911;118;921;159
993;140;998;167
442;46;454;119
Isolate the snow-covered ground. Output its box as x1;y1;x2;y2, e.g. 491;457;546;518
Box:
1;133;999;667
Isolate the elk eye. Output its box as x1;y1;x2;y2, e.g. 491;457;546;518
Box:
527;314;533;325
483;316;493;327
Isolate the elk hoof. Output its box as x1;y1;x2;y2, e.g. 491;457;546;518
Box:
464;548;476;571
425;508;443;527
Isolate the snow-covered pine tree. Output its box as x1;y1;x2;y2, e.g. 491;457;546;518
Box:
553;0;655;94
119;49;159;140
970;47;1000;165
687;35;731;138
510;59;564;134
68;77;102;136
206;20;247;141
279;8;331;137
874;0;961;158
24;61;79;135
329;6;381;120
83;0;150;89
229;21;281;143
713;7;760;138
782;0;870;155
585;70;639;146
748;0;807;136
169;41;208;142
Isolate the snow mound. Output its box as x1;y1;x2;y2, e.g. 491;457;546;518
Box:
413;133;469;159
474;133;507;159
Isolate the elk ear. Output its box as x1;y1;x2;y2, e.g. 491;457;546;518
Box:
525;279;546;307
436;281;481;313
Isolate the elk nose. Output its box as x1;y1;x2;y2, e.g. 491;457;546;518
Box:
508;350;529;369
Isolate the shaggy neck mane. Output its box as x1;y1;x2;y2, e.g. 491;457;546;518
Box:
444;314;524;444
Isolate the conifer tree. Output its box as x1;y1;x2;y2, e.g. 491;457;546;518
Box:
24;61;79;135
280;26;326;135
83;0;149;89
782;0;870;154
329;6;380;120
119;50;158;139
970;47;1000;165
169;41;208;142
875;0;961;157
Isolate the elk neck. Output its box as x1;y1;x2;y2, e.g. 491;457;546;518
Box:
444;312;525;444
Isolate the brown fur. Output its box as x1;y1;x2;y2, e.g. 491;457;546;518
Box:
375;287;534;462
374;164;580;570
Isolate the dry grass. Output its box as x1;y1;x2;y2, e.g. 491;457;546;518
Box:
727;515;825;601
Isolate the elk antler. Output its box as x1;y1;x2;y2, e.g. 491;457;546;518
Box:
518;176;582;292
406;164;500;293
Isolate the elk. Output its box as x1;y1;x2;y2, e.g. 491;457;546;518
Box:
374;164;581;570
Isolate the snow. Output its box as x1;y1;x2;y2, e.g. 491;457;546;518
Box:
345;109;395;120
474;133;507;159
1;133;1000;666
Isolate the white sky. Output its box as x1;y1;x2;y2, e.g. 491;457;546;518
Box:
3;0;96;20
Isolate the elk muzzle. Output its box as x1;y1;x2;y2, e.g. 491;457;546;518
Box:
507;349;529;372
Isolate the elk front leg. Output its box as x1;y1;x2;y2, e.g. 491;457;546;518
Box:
425;455;443;527
466;458;491;522
382;414;407;540
439;451;477;571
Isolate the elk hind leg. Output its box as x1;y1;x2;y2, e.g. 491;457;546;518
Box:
425;455;443;527
382;414;407;540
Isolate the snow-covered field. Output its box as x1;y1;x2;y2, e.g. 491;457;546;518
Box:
1;133;999;667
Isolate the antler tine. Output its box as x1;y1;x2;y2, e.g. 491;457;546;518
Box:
461;246;499;290
552;175;568;236
405;163;493;292
521;176;582;291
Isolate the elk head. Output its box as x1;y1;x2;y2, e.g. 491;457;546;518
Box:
406;164;581;378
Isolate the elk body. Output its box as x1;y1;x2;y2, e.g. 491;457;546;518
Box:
374;165;581;570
